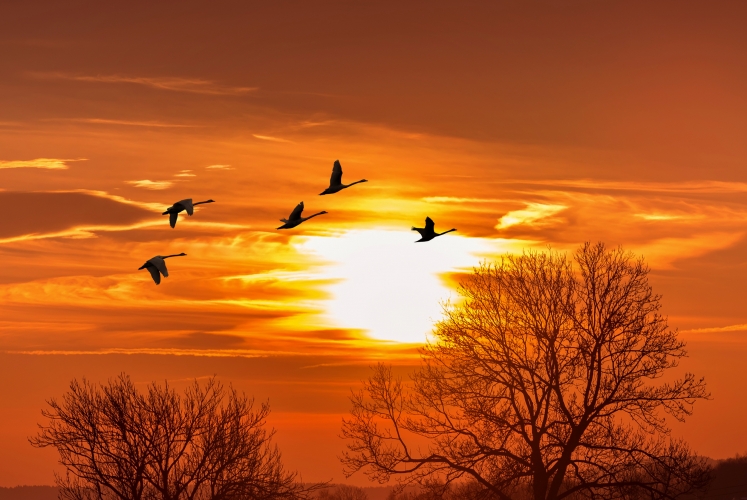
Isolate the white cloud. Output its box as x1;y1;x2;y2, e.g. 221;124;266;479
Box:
174;170;195;177
206;164;233;170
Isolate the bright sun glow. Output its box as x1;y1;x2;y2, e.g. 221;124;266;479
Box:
297;229;527;343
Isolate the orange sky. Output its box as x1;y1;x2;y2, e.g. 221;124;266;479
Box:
1;0;747;487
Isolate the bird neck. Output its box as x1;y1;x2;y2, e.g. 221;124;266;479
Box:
193;200;212;206
304;212;326;220
162;254;185;259
344;179;367;188
438;229;456;236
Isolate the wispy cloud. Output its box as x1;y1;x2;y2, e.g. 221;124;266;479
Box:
512;179;747;194
634;212;704;221
126;179;173;190
33;72;257;95
57;118;198;128
630;231;745;269
252;134;294;143
174;170;195;177
0;158;85;170
206;164;233;170
496;202;567;229
0;220;163;244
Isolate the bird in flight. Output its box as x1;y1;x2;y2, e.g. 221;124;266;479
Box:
162;199;215;228
277;201;328;230
138;253;187;284
412;217;456;242
319;160;367;195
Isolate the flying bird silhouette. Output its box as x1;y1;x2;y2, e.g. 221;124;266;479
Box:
277;201;328;229
319;160;367;195
412;217;456;242
162;199;215;228
138;253;187;285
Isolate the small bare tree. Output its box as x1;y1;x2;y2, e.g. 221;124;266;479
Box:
342;243;711;500
31;375;314;500
315;485;368;500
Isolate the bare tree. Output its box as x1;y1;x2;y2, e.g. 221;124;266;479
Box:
31;375;315;500
342;243;711;500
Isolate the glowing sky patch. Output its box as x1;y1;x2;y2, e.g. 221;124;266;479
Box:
297;229;530;343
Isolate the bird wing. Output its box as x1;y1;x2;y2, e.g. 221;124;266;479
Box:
150;257;169;277
289;201;304;221
329;160;343;186
425;217;435;232
146;266;161;285
412;227;426;237
179;199;194;216
169;211;178;228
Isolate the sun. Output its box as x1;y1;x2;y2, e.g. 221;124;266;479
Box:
297;229;519;343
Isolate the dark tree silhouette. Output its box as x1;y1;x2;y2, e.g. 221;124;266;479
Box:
342;243;711;500
31;375;315;500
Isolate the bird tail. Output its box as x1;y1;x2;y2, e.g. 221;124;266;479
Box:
411;226;418;231
162;210;170;215
279;219;288;223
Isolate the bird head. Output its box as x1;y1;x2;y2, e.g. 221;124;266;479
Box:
205;199;215;203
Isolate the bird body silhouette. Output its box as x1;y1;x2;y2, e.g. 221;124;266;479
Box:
277;201;327;229
138;253;187;284
412;217;456;242
319;160;367;195
162;198;215;228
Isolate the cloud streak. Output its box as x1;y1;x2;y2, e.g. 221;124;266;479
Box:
680;324;747;334
34;72;257;95
0;158;85;170
127;179;173;190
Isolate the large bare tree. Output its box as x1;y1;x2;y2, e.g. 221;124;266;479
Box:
31;375;314;500
342;243;710;500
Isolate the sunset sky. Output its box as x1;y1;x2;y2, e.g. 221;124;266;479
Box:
1;0;747;487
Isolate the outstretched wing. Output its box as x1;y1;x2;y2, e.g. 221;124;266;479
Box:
289;201;304;221
411;227;425;237
169;212;178;228
425;217;435;232
150;257;169;277
146;266;161;285
329;160;343;187
179;199;194;216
